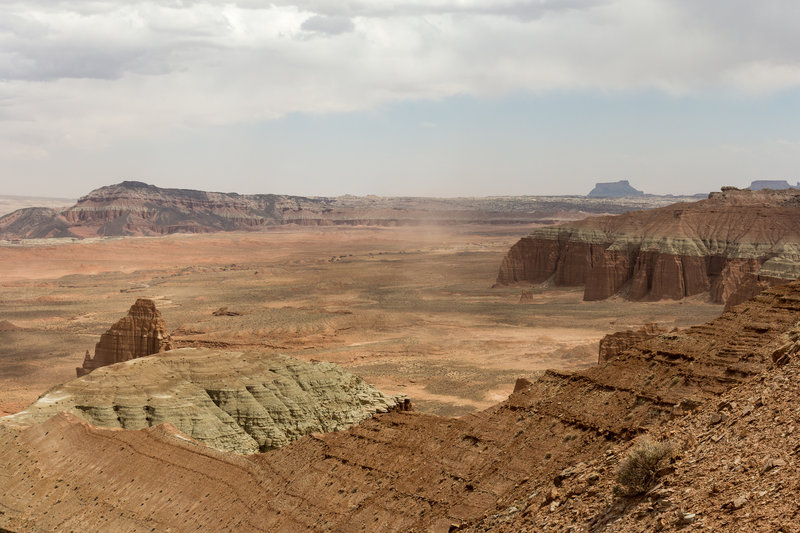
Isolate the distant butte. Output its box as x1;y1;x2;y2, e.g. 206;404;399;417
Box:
76;298;173;377
587;179;643;198
497;187;800;305
748;179;798;190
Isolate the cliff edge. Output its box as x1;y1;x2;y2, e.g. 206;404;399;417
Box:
497;187;800;304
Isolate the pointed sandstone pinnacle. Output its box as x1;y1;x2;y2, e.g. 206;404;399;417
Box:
76;298;173;377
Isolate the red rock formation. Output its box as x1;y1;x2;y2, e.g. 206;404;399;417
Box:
497;188;800;304
76;299;172;377
598;323;667;364
6;280;800;532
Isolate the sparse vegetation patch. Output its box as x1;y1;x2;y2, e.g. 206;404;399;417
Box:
617;438;674;495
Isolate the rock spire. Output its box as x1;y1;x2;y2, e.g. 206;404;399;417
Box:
76;299;172;377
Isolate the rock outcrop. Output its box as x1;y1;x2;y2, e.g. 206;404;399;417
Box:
597;323;667;364
0;320;21;332
497;187;800;304
20;348;406;454
588;180;644;198
76;299;172;377
3;280;800;531
0;181;705;240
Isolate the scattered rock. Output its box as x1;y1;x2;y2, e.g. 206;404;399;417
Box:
772;341;798;366
724;496;748;511
212;307;242;317
761;457;787;473
677;398;703;412
709;412;726;425
676;512;696;526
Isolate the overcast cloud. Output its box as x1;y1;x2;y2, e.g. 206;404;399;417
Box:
0;1;799;195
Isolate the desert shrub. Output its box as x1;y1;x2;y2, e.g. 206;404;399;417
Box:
616;438;674;495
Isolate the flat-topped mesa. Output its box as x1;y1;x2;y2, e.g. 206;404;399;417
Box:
76;299;172;377
497;187;800;304
748;179;798;190
587;179;644;198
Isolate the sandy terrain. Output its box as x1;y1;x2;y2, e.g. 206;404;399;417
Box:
0;225;722;416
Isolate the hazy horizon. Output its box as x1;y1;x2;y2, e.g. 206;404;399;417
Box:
2;1;798;198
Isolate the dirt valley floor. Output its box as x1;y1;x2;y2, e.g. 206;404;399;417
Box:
0;225;722;416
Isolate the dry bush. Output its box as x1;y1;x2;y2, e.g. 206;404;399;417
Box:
617;438;674;495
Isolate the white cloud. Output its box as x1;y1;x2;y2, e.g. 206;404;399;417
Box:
0;0;799;155
301;15;355;36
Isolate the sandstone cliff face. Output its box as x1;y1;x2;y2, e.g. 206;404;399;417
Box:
76;299;172;377
19;348;405;454
3;281;800;531
597;323;667;364
497;188;800;304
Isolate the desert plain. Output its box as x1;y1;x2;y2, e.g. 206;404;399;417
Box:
0;224;722;417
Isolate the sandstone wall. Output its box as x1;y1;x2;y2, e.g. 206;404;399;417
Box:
496;189;800;304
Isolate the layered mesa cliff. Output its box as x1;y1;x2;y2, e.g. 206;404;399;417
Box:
497;187;800;305
3;280;800;531
14;348;405;454
0;180;702;239
77;298;173;377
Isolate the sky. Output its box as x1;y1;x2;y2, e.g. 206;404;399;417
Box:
1;0;799;198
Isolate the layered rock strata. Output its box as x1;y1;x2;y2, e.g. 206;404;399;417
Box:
0;180;704;239
597;323;667;364
20;348;405;454
3;280;800;531
497;188;800;304
76;299;172;377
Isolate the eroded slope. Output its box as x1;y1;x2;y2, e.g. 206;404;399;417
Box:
1;281;799;531
8;348;403;454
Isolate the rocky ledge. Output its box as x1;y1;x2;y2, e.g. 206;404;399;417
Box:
14;348;406;454
497;187;800;304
